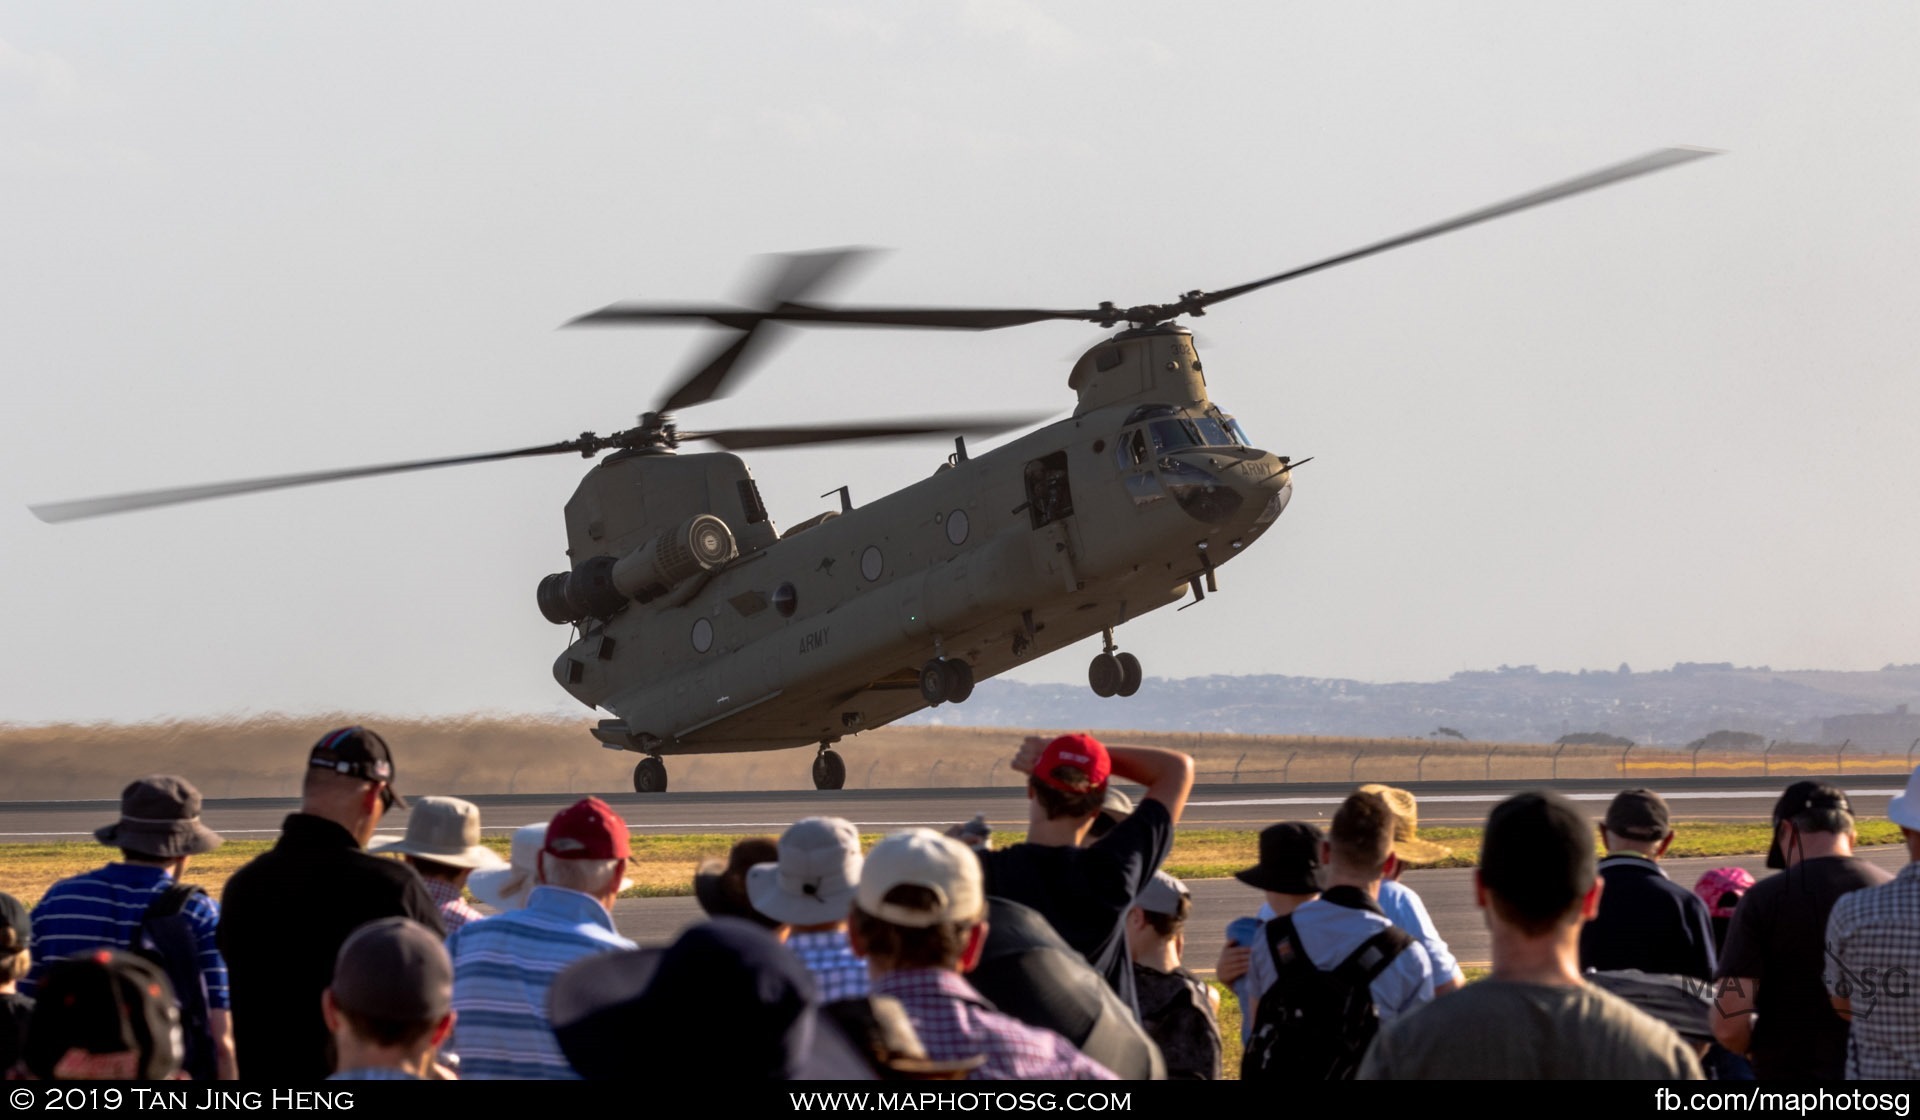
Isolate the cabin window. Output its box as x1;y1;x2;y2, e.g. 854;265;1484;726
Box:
772;582;798;617
1115;427;1150;470
861;546;884;582
690;617;714;653
1148;419;1200;455
1023;451;1074;529
1124;472;1165;508
946;509;969;546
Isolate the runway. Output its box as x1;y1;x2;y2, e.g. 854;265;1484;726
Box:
3;775;1906;984
0;775;1898;839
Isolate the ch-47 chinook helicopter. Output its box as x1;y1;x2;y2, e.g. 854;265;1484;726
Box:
32;148;1712;793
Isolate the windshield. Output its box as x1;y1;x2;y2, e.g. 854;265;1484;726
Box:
1148;419;1200;455
1192;415;1232;447
1223;416;1253;447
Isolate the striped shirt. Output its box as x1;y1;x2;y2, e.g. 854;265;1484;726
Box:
786;929;869;1002
447;885;634;1080
422;876;487;936
872;968;1116;1081
26;863;230;1010
1825;861;1920;1080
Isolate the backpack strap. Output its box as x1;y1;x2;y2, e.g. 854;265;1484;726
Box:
138;881;204;927
1330;924;1415;990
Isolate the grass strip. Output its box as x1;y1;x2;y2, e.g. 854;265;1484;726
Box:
0;821;1902;908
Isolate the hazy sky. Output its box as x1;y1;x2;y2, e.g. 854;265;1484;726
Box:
5;3;1917;724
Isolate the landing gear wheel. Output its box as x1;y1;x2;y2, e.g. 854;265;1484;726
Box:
942;659;975;704
633;756;668;794
813;749;847;790
1088;653;1121;697
919;659;951;706
1114;652;1143;697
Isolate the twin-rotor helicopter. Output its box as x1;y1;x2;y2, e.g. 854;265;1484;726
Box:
33;148;1712;793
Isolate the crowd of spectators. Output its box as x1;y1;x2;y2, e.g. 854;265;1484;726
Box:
4;724;1920;1083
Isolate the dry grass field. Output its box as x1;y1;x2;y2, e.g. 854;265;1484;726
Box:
0;716;1906;800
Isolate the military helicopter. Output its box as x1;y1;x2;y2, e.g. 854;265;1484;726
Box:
32;148;1712;793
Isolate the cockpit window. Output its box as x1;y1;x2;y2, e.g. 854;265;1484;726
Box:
1124;404;1181;425
1222;416;1253;447
1148;419;1200;455
1192;415;1231;448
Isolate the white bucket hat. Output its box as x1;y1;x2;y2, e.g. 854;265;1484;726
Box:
468;823;547;911
748;817;863;926
1888;767;1920;833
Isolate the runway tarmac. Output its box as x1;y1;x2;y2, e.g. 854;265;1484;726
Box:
2;775;1905;983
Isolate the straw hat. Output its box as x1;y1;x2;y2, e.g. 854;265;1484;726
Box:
1357;783;1452;864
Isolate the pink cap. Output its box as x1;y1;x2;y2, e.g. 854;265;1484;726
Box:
1692;866;1755;919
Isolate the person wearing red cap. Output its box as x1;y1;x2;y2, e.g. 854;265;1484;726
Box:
978;732;1194;1016
446;797;637;1080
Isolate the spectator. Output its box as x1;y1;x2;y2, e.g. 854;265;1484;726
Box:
1217;821;1326;1045
1359;791;1703;1079
747;817;869;1000
549;919;877;1081
218;727;444;1083
945;816;993;852
1126;871;1222;1080
1693;867;1756;953
851;828;1116;1080
1579;788;1717;981
1825;766;1920;1079
1241;792;1435;1079
1359;783;1466;994
21;950;183;1081
978;733;1194;1014
447;797;636;1079
823;994;985;1080
468;824;548;913
1712;781;1891;1080
1;893;31;1078
324;919;456;1081
693;836;781;928
1086;787;1135;843
29;775;234;1081
371;796;507;935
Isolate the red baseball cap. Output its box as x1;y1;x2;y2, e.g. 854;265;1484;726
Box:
1032;733;1111;795
544;797;631;861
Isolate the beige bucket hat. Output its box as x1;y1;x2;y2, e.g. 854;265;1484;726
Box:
371;795;508;871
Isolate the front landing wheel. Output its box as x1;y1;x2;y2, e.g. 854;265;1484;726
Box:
633;756;668;793
812;749;847;790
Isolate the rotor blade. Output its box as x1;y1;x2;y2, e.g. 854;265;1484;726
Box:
30;439;589;523
650;248;879;413
570;302;1106;331
1194;147;1719;309
688;413;1054;451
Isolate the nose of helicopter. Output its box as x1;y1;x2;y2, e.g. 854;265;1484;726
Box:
1159;447;1294;529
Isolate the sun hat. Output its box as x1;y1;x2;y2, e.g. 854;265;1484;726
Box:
94;775;223;860
1357;783;1452;864
371;796;508;871
1234;821;1327;895
467;823;547;911
747;817;863;926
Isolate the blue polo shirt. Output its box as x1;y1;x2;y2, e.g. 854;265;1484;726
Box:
26;863;230;1010
447;886;635;1080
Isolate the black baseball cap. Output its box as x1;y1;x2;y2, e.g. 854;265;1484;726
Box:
331;918;452;1025
309;726;407;811
0;891;28;951
1235;821;1327;895
1603;789;1672;842
1766;781;1853;869
1479;791;1597;927
23;950;182;1081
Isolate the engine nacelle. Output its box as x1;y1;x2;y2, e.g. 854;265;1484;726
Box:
536;514;739;624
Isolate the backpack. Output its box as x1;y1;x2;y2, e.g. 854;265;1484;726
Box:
134;882;216;1081
1242;896;1413;1082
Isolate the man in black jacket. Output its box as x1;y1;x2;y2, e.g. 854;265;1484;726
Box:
218;727;444;1082
1579;788;1716;980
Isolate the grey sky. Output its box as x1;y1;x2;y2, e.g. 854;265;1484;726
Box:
4;3;1916;724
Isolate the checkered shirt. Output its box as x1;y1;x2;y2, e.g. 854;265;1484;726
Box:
786;929;869;1001
422;876;487;936
1824;861;1920;1079
871;968;1117;1081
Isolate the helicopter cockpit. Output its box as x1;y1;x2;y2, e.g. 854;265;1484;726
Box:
1113;404;1258;523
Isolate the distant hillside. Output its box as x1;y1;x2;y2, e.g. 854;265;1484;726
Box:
911;663;1920;748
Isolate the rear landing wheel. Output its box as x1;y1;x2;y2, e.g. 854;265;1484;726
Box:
1088;652;1121;698
919;659;951;706
943;659;975;704
1115;652;1143;698
813;749;847;790
633;756;668;794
